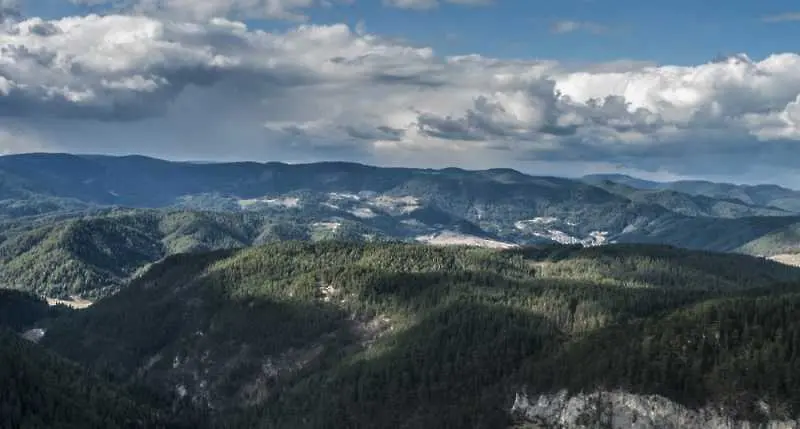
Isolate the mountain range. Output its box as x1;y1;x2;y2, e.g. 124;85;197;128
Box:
3;153;800;298
584;173;800;213
5;153;800;427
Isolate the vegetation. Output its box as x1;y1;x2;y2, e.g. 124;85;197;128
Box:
0;209;385;298
37;242;800;428
0;289;69;331
7;154;800;427
587;179;794;218
0;329;194;429
524;292;800;422
584;173;800;213
737;221;800;255
5;153;800;265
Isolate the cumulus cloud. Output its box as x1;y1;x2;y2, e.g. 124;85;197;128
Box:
2;13;800;182
70;0;353;21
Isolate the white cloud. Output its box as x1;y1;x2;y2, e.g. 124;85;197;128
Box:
2;13;800;182
70;0;352;21
551;20;609;35
383;0;493;10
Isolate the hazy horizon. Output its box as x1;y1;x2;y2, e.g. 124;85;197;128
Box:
3;150;792;189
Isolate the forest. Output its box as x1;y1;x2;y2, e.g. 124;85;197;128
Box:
0;242;790;428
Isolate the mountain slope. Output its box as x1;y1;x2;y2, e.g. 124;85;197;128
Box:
40;242;800;428
8;206;791;300
0;289;67;332
585;173;800;213
3;153;800;294
0;328;190;429
0;154;664;234
0;210;261;298
586;179;793;218
521;291;800;418
0;207;430;298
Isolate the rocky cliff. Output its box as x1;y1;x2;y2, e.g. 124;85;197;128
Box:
511;390;800;429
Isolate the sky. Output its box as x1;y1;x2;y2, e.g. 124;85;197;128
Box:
4;0;800;186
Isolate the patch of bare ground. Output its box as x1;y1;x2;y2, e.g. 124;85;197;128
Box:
769;253;800;267
415;231;518;249
46;295;94;309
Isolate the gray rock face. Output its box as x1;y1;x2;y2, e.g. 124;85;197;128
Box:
511;390;800;429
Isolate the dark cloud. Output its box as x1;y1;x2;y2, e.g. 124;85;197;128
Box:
345;125;405;141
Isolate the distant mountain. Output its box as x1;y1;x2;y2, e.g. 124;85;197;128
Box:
586;179;793;218
3;154;800;298
39;242;800;428
582;173;665;190
584;173;800;213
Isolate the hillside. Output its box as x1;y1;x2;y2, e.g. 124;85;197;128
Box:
11;207;800;300
586;179;793;218
5;153;800;299
2;154;800;251
585;174;800;213
0;154;682;247
0;208;388;298
39;242;800;428
0;328;195;429
0;210;260;298
0;289;67;332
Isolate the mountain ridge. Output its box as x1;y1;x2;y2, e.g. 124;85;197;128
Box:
4;153;800;298
584;173;800;212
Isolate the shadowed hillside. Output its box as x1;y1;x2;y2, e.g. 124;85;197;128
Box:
36;242;800;428
0;328;199;429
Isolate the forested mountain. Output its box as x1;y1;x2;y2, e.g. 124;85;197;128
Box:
5;154;800;300
586;179;793;218
584;173;800;213
3;153;800;257
0;208;391;298
34;242;800;428
0;289;66;332
0;210;255;298
5;153;800;427
0;328;196;429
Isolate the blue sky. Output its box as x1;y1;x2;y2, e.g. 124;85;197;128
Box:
24;0;800;65
315;0;800;65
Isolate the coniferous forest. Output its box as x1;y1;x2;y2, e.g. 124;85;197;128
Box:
3;242;800;428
